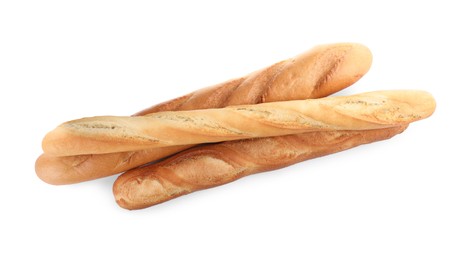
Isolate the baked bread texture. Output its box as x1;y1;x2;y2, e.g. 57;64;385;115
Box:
42;90;435;156
36;43;372;184
114;126;408;209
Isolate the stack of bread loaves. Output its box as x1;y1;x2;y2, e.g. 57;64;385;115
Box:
35;43;436;210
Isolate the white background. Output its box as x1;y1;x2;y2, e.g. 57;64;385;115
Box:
1;1;457;259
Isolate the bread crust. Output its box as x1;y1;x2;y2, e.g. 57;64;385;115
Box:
35;146;192;185
113;126;408;210
42;90;435;156
36;43;373;184
134;43;373;113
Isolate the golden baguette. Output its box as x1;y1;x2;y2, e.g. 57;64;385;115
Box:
35;146;192;185
36;42;372;184
114;126;408;210
135;42;373;114
42;90;435;156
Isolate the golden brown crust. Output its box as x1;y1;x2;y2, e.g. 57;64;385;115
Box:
113;126;408;210
35;146;192;185
42;90;435;156
36;42;373;184
133;43;372;113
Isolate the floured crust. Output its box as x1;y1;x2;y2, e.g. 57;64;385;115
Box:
42;90;435;156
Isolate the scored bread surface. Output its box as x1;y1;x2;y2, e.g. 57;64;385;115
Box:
114;126;408;209
42;90;435;156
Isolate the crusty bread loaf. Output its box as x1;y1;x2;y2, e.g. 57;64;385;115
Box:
134;42;373;114
114;125;408;210
42;90;435;156
35;145;192;185
36;43;373;184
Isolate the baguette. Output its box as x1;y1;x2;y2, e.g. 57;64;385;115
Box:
42;90;435;156
36;43;372;184
35;146;192;185
135;42;373;114
114;126;408;210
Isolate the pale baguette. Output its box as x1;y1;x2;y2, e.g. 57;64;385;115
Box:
36;42;372;184
42;90;435;156
114;126;408;209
